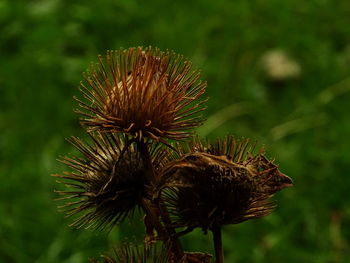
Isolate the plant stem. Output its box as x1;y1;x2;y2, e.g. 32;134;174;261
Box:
137;140;155;182
212;227;224;263
157;197;185;258
137;140;184;262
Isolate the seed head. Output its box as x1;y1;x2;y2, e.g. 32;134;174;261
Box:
76;47;207;143
158;136;292;232
54;133;167;230
89;243;169;263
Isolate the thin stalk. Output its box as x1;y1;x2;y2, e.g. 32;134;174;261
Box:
157;197;185;258
141;198;167;239
137;140;184;262
212;227;224;263
137;140;156;182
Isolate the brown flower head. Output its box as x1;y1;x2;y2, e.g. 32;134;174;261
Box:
90;243;169;263
54;133;167;230
76;47;207;143
157;136;292;232
90;244;212;263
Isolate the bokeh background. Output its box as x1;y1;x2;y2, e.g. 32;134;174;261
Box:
1;0;350;262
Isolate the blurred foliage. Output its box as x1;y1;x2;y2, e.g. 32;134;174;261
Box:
1;0;350;262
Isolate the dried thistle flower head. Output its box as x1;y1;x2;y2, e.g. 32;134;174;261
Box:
77;47;207;142
160;153;274;232
90;243;169;263
90;244;213;263
158;136;292;232
54;133;167;230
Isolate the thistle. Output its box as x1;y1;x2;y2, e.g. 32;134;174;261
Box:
90;243;169;263
158;136;293;262
76;47;207;143
55;47;293;263
54;132;167;230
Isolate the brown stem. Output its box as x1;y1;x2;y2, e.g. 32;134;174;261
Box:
137;140;155;182
137;140;184;262
141;198;167;238
212;227;224;263
157;197;185;258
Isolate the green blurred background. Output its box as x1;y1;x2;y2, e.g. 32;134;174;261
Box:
1;0;350;262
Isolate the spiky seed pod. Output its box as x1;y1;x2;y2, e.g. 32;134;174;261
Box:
160;153;275;232
158;136;293;232
54;132;168;230
76;47;207;143
89;243;170;263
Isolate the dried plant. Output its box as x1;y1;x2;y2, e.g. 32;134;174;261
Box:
157;137;292;262
76;47;207;143
54;47;293;263
53;132;168;230
90;243;169;263
159;153;275;231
